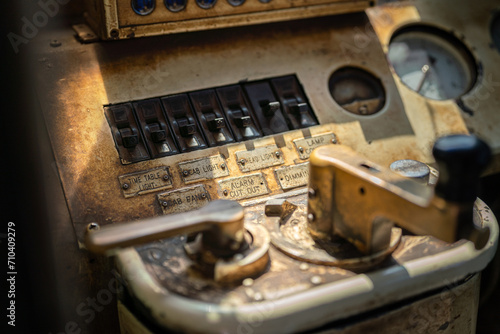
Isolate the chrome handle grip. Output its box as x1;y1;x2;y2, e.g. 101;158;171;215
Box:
86;200;244;255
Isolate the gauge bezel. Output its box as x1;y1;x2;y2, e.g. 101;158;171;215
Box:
328;66;387;117
388;24;478;101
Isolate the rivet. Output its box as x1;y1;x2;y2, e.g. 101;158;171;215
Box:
299;263;309;271
243;278;254;287
275;151;281;158
308;188;316;199
163;174;169;181
201;193;207;199
221;163;226;169
254;292;263;301
50;39;61;47
182;170;189;176
223;190;229;196
308;213;315;222
239;159;246;165
311;276;322;285
122;183;130;190
331;138;338;144
162;201;168;207
298;146;304;153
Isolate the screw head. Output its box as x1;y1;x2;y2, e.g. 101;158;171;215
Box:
163;174;169;181
201;193;207;199
87;222;100;231
223;189;229;196
239;159;246;165
162;201;168;207
220;163;226;169
182;170;189;176
50;39;62;47
122;183;130;190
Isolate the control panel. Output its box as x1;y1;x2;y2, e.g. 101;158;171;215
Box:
83;0;373;39
105;75;317;163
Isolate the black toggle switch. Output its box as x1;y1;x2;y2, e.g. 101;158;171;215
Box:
161;94;207;153
104;103;150;164
271;76;318;129
178;117;196;137
207;116;226;131
133;99;179;158
261;101;280;117
119;128;139;148
189;90;235;146
235;115;252;128
216;85;262;141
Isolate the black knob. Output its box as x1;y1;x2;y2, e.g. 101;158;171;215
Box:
433;134;491;202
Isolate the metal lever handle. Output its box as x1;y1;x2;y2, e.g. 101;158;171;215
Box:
307;137;491;255
86;200;245;255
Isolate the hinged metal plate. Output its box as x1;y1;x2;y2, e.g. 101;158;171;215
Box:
275;163;310;190
157;185;211;215
178;155;229;183
235;145;285;172
118;167;172;198
294;133;337;160
218;173;270;200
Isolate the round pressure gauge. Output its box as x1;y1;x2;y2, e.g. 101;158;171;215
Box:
388;26;477;100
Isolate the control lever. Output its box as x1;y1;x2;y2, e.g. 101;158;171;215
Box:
86;200;270;283
307;135;491;255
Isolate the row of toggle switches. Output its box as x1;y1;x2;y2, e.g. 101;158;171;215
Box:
105;75;318;164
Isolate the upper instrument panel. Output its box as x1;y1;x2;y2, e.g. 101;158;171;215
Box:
84;0;373;39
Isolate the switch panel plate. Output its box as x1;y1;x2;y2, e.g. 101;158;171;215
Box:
271;76;318;129
243;81;290;136
104;103;150;164
133;99;179;158
161;94;208;153
216;85;262;142
189;89;235;147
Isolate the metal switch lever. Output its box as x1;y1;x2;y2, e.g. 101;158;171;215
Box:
86;200;246;256
307;135;491;255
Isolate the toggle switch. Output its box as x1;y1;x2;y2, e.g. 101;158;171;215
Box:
271;76;318;129
243;81;289;136
189;90;235;146
133;99;179;158
161;94;207;152
104;103;150;164
216;85;262;141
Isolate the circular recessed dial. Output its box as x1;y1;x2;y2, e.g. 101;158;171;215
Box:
164;0;186;12
131;0;156;15
388;26;477;100
328;67;386;116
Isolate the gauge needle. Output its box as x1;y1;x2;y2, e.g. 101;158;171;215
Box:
416;64;430;92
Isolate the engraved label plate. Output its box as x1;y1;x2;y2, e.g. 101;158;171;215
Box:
218;174;269;200
157;185;210;215
235;145;284;172
294;133;337;160
179;155;229;183
275;163;310;190
119;167;172;198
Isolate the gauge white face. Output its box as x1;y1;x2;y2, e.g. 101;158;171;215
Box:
388;30;476;100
